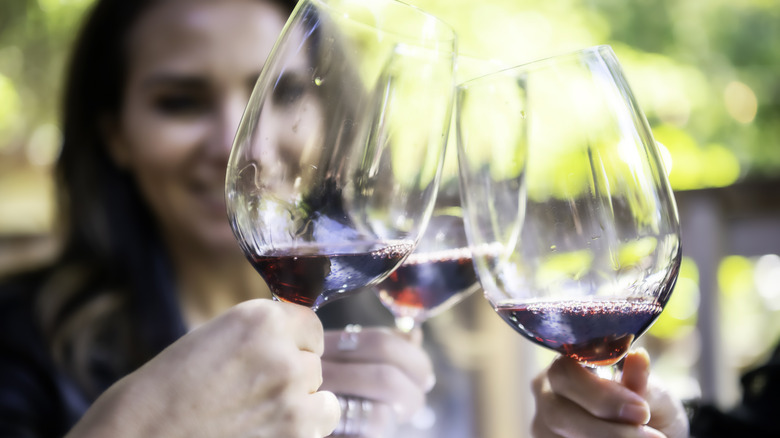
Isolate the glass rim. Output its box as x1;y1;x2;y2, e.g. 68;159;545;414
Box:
457;44;616;89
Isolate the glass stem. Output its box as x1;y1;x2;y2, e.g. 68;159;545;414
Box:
393;315;436;430
394;315;418;334
586;356;626;382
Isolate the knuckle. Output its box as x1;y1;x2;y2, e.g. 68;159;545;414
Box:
540;403;569;435
546;417;572;436
253;363;293;398
272;356;297;383
546;360;569;391
283;403;306;426
274;397;310;437
304;313;324;339
591;406;616;420
253;350;298;392
531;372;547;396
588;394;623;419
231;299;281;331
293;352;322;388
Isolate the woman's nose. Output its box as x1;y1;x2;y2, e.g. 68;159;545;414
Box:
214;94;249;156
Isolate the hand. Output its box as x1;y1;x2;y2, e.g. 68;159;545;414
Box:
321;327;435;435
67;299;340;438
531;348;689;438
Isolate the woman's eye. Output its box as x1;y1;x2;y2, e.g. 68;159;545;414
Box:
272;76;307;107
153;94;210;116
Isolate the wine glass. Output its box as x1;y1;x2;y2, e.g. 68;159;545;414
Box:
457;45;681;379
373;150;479;333
372;55;507;334
225;0;457;311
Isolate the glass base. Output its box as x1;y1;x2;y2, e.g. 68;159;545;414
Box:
584;357;626;381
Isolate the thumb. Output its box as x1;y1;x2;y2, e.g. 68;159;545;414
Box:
622;348;690;437
621;347;651;396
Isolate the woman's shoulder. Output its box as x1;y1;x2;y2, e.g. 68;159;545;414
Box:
0;267;90;437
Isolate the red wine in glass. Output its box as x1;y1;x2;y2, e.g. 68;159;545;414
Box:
496;299;663;367
494;243;681;367
249;241;413;309
375;247;479;330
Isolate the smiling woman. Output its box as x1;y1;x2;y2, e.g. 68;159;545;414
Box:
0;0;437;437
3;0;780;437
103;0;288;258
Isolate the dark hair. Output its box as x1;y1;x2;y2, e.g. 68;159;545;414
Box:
58;0;154;265
41;0;299;397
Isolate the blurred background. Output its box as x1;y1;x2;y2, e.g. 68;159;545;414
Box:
1;0;779;436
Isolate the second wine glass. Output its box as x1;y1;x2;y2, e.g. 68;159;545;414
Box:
373;155;479;333
457;45;681;379
225;0;457;311
372;54;506;333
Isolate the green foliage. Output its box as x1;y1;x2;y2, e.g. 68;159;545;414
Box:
648;256;699;339
1;0;779;188
409;0;780;187
0;0;94;162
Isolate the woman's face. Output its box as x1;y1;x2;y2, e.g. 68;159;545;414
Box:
108;0;291;255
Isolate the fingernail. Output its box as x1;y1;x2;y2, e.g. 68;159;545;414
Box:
641;425;666;438
618;401;650;424
632;347;650;359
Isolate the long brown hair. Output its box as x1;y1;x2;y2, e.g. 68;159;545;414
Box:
40;0;299;398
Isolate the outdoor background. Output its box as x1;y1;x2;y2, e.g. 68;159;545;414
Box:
1;0;779;436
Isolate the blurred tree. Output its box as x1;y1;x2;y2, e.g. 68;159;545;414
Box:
410;0;780;185
0;0;93;234
0;0;92;162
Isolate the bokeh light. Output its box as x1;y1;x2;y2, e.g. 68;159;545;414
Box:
724;81;758;125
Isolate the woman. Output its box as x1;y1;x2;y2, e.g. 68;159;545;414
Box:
0;0;433;436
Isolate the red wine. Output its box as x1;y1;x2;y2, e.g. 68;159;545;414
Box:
249;241;413;308
376;247;478;321
495;299;663;366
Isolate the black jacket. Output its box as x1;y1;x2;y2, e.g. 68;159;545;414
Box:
690;343;780;437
